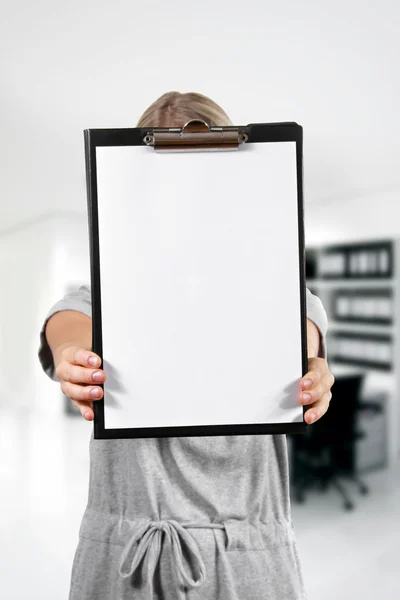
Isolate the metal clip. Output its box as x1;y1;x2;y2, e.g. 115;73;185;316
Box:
143;120;248;152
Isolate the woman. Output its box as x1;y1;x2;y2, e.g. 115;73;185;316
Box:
38;92;334;600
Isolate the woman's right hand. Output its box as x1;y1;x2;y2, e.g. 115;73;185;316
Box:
55;345;106;421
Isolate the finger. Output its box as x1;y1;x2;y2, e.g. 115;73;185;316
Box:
304;391;332;424
300;361;322;390
61;380;104;403
298;380;332;406
61;346;102;369
300;358;333;391
70;399;95;421
299;371;320;393
57;362;107;385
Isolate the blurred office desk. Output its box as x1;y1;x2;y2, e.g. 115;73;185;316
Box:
289;368;386;511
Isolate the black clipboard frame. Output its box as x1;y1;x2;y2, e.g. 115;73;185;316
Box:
84;122;308;439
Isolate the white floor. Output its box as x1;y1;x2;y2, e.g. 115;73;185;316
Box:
292;459;400;600
1;406;399;600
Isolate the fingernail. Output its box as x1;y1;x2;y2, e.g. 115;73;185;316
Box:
90;387;101;398
88;356;99;366
302;393;311;402
92;371;103;382
308;412;317;422
84;411;91;420
303;379;313;389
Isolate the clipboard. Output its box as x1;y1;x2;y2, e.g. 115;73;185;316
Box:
84;120;309;439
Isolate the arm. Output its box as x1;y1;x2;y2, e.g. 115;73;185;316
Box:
306;287;328;359
306;319;321;359
39;284;94;381
46;310;92;370
38;285;105;420
301;288;334;424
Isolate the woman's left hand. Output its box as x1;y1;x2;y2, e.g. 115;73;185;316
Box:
299;319;335;424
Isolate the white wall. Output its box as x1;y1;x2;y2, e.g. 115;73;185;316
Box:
305;188;400;246
0;214;90;412
1;0;399;235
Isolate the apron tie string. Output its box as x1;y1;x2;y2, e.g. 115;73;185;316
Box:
118;518;225;598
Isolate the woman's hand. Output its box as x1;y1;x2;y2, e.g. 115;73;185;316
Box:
55;345;106;421
298;319;335;424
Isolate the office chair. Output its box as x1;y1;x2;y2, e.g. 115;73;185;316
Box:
290;374;380;511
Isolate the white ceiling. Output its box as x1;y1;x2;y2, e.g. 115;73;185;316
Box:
1;0;399;233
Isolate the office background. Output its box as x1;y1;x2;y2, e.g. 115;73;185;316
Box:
0;0;399;598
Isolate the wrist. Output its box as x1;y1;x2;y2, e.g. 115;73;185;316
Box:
306;319;321;358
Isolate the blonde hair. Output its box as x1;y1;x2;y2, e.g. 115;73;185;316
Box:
136;91;233;128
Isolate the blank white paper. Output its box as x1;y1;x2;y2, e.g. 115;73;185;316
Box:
95;141;304;430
